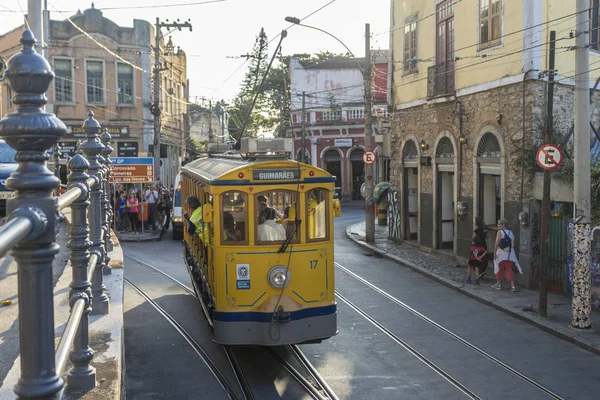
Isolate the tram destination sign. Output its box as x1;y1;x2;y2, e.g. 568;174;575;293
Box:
253;169;299;181
109;157;154;183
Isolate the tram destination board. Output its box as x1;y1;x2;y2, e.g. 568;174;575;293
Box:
109;157;154;183
253;169;299;180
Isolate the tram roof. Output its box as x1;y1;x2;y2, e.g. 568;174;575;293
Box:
182;155;335;184
183;157;249;182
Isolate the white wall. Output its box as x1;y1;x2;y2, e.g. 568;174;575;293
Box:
289;58;364;111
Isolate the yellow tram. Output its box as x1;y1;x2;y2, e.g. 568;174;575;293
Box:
180;139;339;346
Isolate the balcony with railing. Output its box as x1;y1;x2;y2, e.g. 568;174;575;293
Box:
427;61;455;98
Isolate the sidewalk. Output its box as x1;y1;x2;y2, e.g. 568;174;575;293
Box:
0;209;124;399
115;227;162;242
347;221;600;356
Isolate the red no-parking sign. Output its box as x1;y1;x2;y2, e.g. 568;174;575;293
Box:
362;151;376;165
536;144;563;171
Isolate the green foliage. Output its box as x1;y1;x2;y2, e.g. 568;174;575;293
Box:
230;47;353;139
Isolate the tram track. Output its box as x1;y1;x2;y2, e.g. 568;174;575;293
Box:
334;261;565;400
125;254;338;400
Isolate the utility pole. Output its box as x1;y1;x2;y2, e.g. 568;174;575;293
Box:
301;91;306;163
27;0;43;56
208;99;213;142
364;23;375;243
152;17;192;183
572;0;592;329
538;30;556;318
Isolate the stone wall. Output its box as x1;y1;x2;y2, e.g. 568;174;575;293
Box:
389;79;598;288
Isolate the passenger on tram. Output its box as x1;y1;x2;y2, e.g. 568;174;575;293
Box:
223;212;242;242
184;195;203;237
257;207;286;242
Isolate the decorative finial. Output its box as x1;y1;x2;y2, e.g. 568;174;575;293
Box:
91;2;95;8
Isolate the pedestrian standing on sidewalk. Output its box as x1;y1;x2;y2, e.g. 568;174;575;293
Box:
127;190;141;235
492;219;523;291
466;235;488;285
473;217;489;280
117;191;127;232
145;184;158;230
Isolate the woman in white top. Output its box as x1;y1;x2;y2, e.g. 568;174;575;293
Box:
257;207;286;242
493;219;523;291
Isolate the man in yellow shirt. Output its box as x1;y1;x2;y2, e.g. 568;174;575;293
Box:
184;195;203;238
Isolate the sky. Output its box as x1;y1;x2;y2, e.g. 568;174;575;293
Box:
1;0;390;104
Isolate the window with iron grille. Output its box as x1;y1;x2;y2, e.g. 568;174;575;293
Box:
86;60;104;104
591;0;600;51
479;0;501;49
323;110;341;121
117;63;134;105
403;14;418;74
54;59;72;103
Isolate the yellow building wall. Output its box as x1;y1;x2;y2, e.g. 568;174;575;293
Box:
392;0;600;106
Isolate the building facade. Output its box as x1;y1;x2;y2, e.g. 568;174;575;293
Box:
389;0;600;290
0;5;188;188
289;52;390;200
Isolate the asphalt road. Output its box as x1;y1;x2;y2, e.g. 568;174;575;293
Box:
122;204;600;399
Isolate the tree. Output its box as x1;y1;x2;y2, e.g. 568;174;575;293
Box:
229;28;273;140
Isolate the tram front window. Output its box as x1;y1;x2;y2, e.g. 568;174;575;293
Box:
255;191;298;245
221;191;247;244
307;188;329;241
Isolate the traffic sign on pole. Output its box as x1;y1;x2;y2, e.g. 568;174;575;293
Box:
536;144;563;171
110;157;154;183
362;151;376;165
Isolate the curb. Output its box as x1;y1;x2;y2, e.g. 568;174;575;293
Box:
345;224;600;357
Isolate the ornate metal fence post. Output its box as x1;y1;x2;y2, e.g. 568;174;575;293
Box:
0;30;64;398
66;154;96;389
80;111;109;315
101;128;113;274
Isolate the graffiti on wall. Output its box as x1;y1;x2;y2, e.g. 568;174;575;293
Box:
567;223;600;311
388;189;401;240
530;212;541;282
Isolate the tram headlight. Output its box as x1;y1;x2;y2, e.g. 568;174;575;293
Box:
268;266;290;289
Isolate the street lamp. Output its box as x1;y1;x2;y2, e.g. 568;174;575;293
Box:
284;17;356;59
284;16;376;243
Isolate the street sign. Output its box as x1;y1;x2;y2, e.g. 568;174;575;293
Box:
110;157;154;183
362;151;376;165
536;144;563;171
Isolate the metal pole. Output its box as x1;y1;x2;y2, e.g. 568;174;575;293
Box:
80;111;109;315
153;18;162;183
572;0;592;329
66;153;96;390
27;0;43;56
301;91;306;163
364;23;375;243
539;30;556;318
0;30;64;398
101;128;114;272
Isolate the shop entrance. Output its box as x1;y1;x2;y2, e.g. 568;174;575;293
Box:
477;132;502;243
402;140;419;241
436;137;455;250
349;148;365;200
323;149;342;198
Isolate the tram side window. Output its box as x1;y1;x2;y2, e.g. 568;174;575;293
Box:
256;191;298;244
307;188;329;241
221;191;247;244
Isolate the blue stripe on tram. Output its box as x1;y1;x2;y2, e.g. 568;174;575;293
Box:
213;304;337;322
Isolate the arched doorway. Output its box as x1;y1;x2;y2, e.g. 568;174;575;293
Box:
435;136;455;250
349;147;365;200
323;148;342;197
476;132;502;228
402;140;419;241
